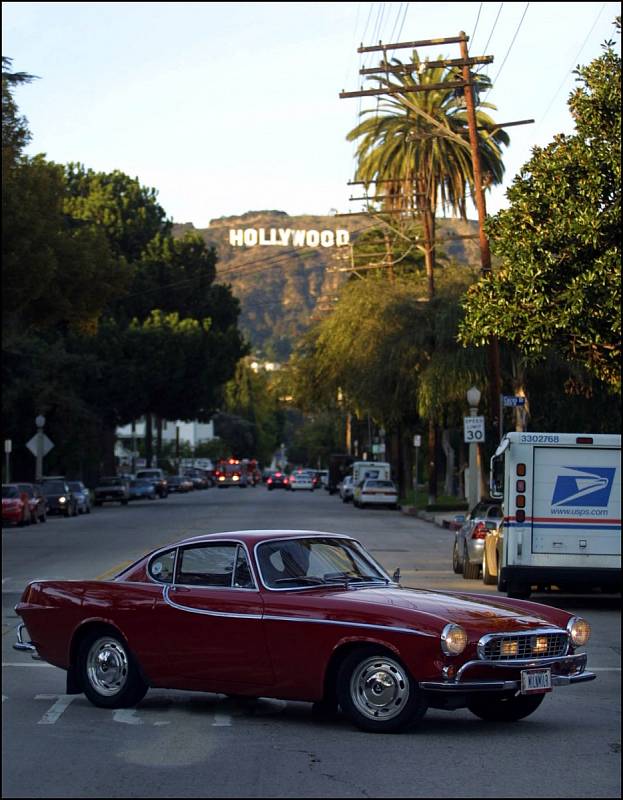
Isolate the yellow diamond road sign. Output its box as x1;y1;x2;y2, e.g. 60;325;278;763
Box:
26;434;54;457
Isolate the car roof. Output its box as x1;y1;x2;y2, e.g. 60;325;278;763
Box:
170;529;353;549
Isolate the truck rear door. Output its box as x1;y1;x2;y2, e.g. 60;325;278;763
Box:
531;446;620;556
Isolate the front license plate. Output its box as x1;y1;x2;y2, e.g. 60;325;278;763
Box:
521;668;552;694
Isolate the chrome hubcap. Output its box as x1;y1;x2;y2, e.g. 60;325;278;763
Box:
351;656;410;721
86;637;128;696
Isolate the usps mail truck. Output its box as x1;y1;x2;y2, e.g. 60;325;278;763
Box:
490;432;620;598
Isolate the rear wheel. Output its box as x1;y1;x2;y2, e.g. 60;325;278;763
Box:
78;630;148;709
462;545;480;579
452;540;463;574
336;647;427;733
467;691;545;722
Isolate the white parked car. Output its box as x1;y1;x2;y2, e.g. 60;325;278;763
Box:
289;471;315;491
339;475;355;503
353;479;399;510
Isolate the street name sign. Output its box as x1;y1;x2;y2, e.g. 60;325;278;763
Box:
503;395;526;407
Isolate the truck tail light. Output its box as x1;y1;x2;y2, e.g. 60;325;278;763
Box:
576;437;593;444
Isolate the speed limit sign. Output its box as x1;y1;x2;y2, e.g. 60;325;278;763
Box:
464;416;485;442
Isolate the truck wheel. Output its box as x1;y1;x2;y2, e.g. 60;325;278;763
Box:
508;584;531;599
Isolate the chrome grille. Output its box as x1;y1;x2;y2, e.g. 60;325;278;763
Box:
478;631;569;661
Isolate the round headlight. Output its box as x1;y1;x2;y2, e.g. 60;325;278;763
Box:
58;496;67;503
441;624;468;656
567;616;591;647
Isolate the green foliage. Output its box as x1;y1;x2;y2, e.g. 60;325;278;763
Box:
459;40;621;392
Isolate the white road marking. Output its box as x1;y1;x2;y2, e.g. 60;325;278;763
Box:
212;710;232;726
35;694;79;724
2;662;55;667
113;709;143;725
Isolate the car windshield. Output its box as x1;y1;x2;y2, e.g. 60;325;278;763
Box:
256;537;390;589
100;478;123;486
366;480;394;488
68;482;83;491
41;481;65;493
3;486;19;498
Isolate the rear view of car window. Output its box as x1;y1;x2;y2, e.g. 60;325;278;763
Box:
149;549;176;583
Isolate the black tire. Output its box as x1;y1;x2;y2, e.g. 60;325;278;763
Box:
462;544;480;579
77;630;148;709
95;501;102;507
121;499;128;505
482;548;497;585
508;584;531;599
452;540;463;574
336;647;427;733
467;691;545;722
64;506;72;518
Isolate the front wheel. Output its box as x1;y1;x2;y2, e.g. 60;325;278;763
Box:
462;545;480;579
77;631;148;709
336;647;427;733
482;548;497;585
467;691;545;722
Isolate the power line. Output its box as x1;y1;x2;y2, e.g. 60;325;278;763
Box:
470;3;484;49
483;2;530;100
538;2;607;127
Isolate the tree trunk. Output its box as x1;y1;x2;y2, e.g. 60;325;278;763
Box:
427;419;438;504
145;413;153;467
442;429;455;496
156;416;163;462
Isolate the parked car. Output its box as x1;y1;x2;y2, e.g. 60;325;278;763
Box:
482;518;504;586
14;529;596;734
67;481;92;515
168;476;192;494
94;477;130;507
339;475;355;503
289;470;315;491
266;471;290;490
17;483;47;524
2;484;33;527
39;478;78;517
135;469;169;498
353;479;399;510
452;500;503;580
128;479;157;502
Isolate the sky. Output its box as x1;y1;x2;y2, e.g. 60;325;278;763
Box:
3;2;621;228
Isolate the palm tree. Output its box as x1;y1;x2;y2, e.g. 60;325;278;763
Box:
347;50;509;299
346;51;509;501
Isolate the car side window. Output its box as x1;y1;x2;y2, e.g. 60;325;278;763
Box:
149;549;176;583
177;544;237;588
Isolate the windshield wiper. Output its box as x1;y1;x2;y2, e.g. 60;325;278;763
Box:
273;576;326;586
322;572;389;586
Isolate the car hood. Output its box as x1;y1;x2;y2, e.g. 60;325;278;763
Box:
269;585;569;637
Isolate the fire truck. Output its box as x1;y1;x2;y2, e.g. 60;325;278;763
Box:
214;458;249;488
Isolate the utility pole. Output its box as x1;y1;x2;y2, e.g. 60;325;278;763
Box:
458;31;501;440
340;32;534;447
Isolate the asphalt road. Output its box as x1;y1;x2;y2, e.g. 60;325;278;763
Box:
2;486;621;798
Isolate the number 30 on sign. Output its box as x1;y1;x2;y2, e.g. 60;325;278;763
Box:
464;416;485;442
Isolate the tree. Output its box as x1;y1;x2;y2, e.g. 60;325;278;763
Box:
346;51;509;499
459;34;621;393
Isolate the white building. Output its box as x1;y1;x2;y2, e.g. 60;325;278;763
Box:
116;418;215;464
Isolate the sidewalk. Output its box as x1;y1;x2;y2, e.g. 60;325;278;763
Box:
400;505;464;531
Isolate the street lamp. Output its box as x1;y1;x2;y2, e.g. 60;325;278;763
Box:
466;387;481;509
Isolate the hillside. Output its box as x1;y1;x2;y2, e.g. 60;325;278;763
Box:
172;211;482;360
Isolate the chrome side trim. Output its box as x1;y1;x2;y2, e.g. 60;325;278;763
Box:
162;587;433;637
162;585;263;619
262;613;435;638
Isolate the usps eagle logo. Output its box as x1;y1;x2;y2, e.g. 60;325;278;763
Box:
551;467;616;507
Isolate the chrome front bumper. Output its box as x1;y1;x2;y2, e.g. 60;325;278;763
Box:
419;652;595;693
13;623;41;660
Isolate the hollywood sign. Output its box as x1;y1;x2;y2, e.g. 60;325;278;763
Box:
229;228;350;248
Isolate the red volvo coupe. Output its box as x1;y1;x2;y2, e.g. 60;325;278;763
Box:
14;529;595;733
